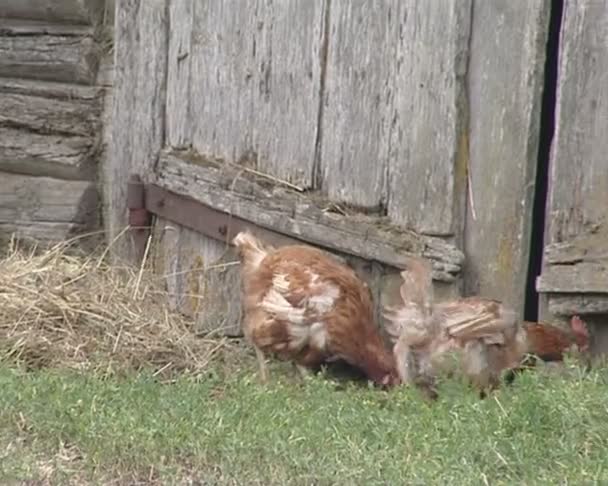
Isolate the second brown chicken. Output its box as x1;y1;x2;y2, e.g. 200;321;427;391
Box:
383;256;589;397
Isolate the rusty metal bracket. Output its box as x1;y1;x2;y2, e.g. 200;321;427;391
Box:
127;174;305;264
144;183;303;249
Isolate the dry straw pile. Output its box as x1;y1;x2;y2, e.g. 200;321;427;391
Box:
0;233;231;378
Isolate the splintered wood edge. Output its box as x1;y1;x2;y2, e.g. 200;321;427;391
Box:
152;150;465;283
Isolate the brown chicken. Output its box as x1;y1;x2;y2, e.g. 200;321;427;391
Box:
521;316;589;362
383;256;590;397
232;231;400;387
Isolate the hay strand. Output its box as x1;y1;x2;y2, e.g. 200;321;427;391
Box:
0;235;235;378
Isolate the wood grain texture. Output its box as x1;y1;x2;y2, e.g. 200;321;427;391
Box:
548;295;608;316
165;0;193;149
184;1;324;188
0;0;105;25
544;1;608;244
151;220;242;336
537;263;608;294
187;1;256;164
0;20;98;85
155;151;465;283
0;172;99;242
319;1;395;208
0;78;100;179
106;0;168;260
387;1;471;236
538;2;608;324
0;78;100;137
464;1;550;316
151;218;181;311
0;128;96;180
252;0;326;188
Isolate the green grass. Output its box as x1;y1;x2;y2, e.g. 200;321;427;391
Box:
1;358;607;485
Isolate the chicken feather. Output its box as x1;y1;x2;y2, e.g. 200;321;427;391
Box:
233;231;399;387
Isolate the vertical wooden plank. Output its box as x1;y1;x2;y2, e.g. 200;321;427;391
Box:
105;0;168;261
540;1;608;332
189;1;257;164
187;1;325;187
545;1;608;244
165;0;193;148
151;218;181;311
253;0;327;188
464;0;550;316
175;228;242;337
387;1;471;237
152;222;243;336
319;1;398;209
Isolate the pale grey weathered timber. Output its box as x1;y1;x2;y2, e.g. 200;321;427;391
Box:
464;0;550;317
0;78;100;137
181;1;325;189
0;0;105;25
0;128;95;180
543;1;608;244
0;21;98;85
165;0;194;149
320;1;395;209
537;263;608;294
387;1;471;237
186;1;255;163
151;220;243;336
0;78;100;179
548;295;608;316
539;1;608;321
106;0;168;261
252;0;326;188
155;151;465;283
0;172;98;242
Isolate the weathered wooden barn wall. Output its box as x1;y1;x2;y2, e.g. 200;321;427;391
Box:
107;0;607;339
106;0;167;261
464;1;550;317
0;0;110;245
537;1;608;355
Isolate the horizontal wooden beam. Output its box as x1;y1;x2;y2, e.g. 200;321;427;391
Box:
544;234;608;265
537;262;608;294
548;294;608;316
0;78;100;180
0;127;96;180
0;20;98;85
0;0;106;26
0;172;99;243
0;78;101;137
153;150;465;282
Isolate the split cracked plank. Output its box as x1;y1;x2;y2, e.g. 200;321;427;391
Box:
0;20;98;85
0;78;100;179
155;150;465;283
0;127;96;180
0;78;101;137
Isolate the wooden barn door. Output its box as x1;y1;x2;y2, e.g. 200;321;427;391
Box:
108;0;556;337
536;1;608;354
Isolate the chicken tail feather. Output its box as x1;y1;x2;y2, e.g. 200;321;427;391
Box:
232;231;269;271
